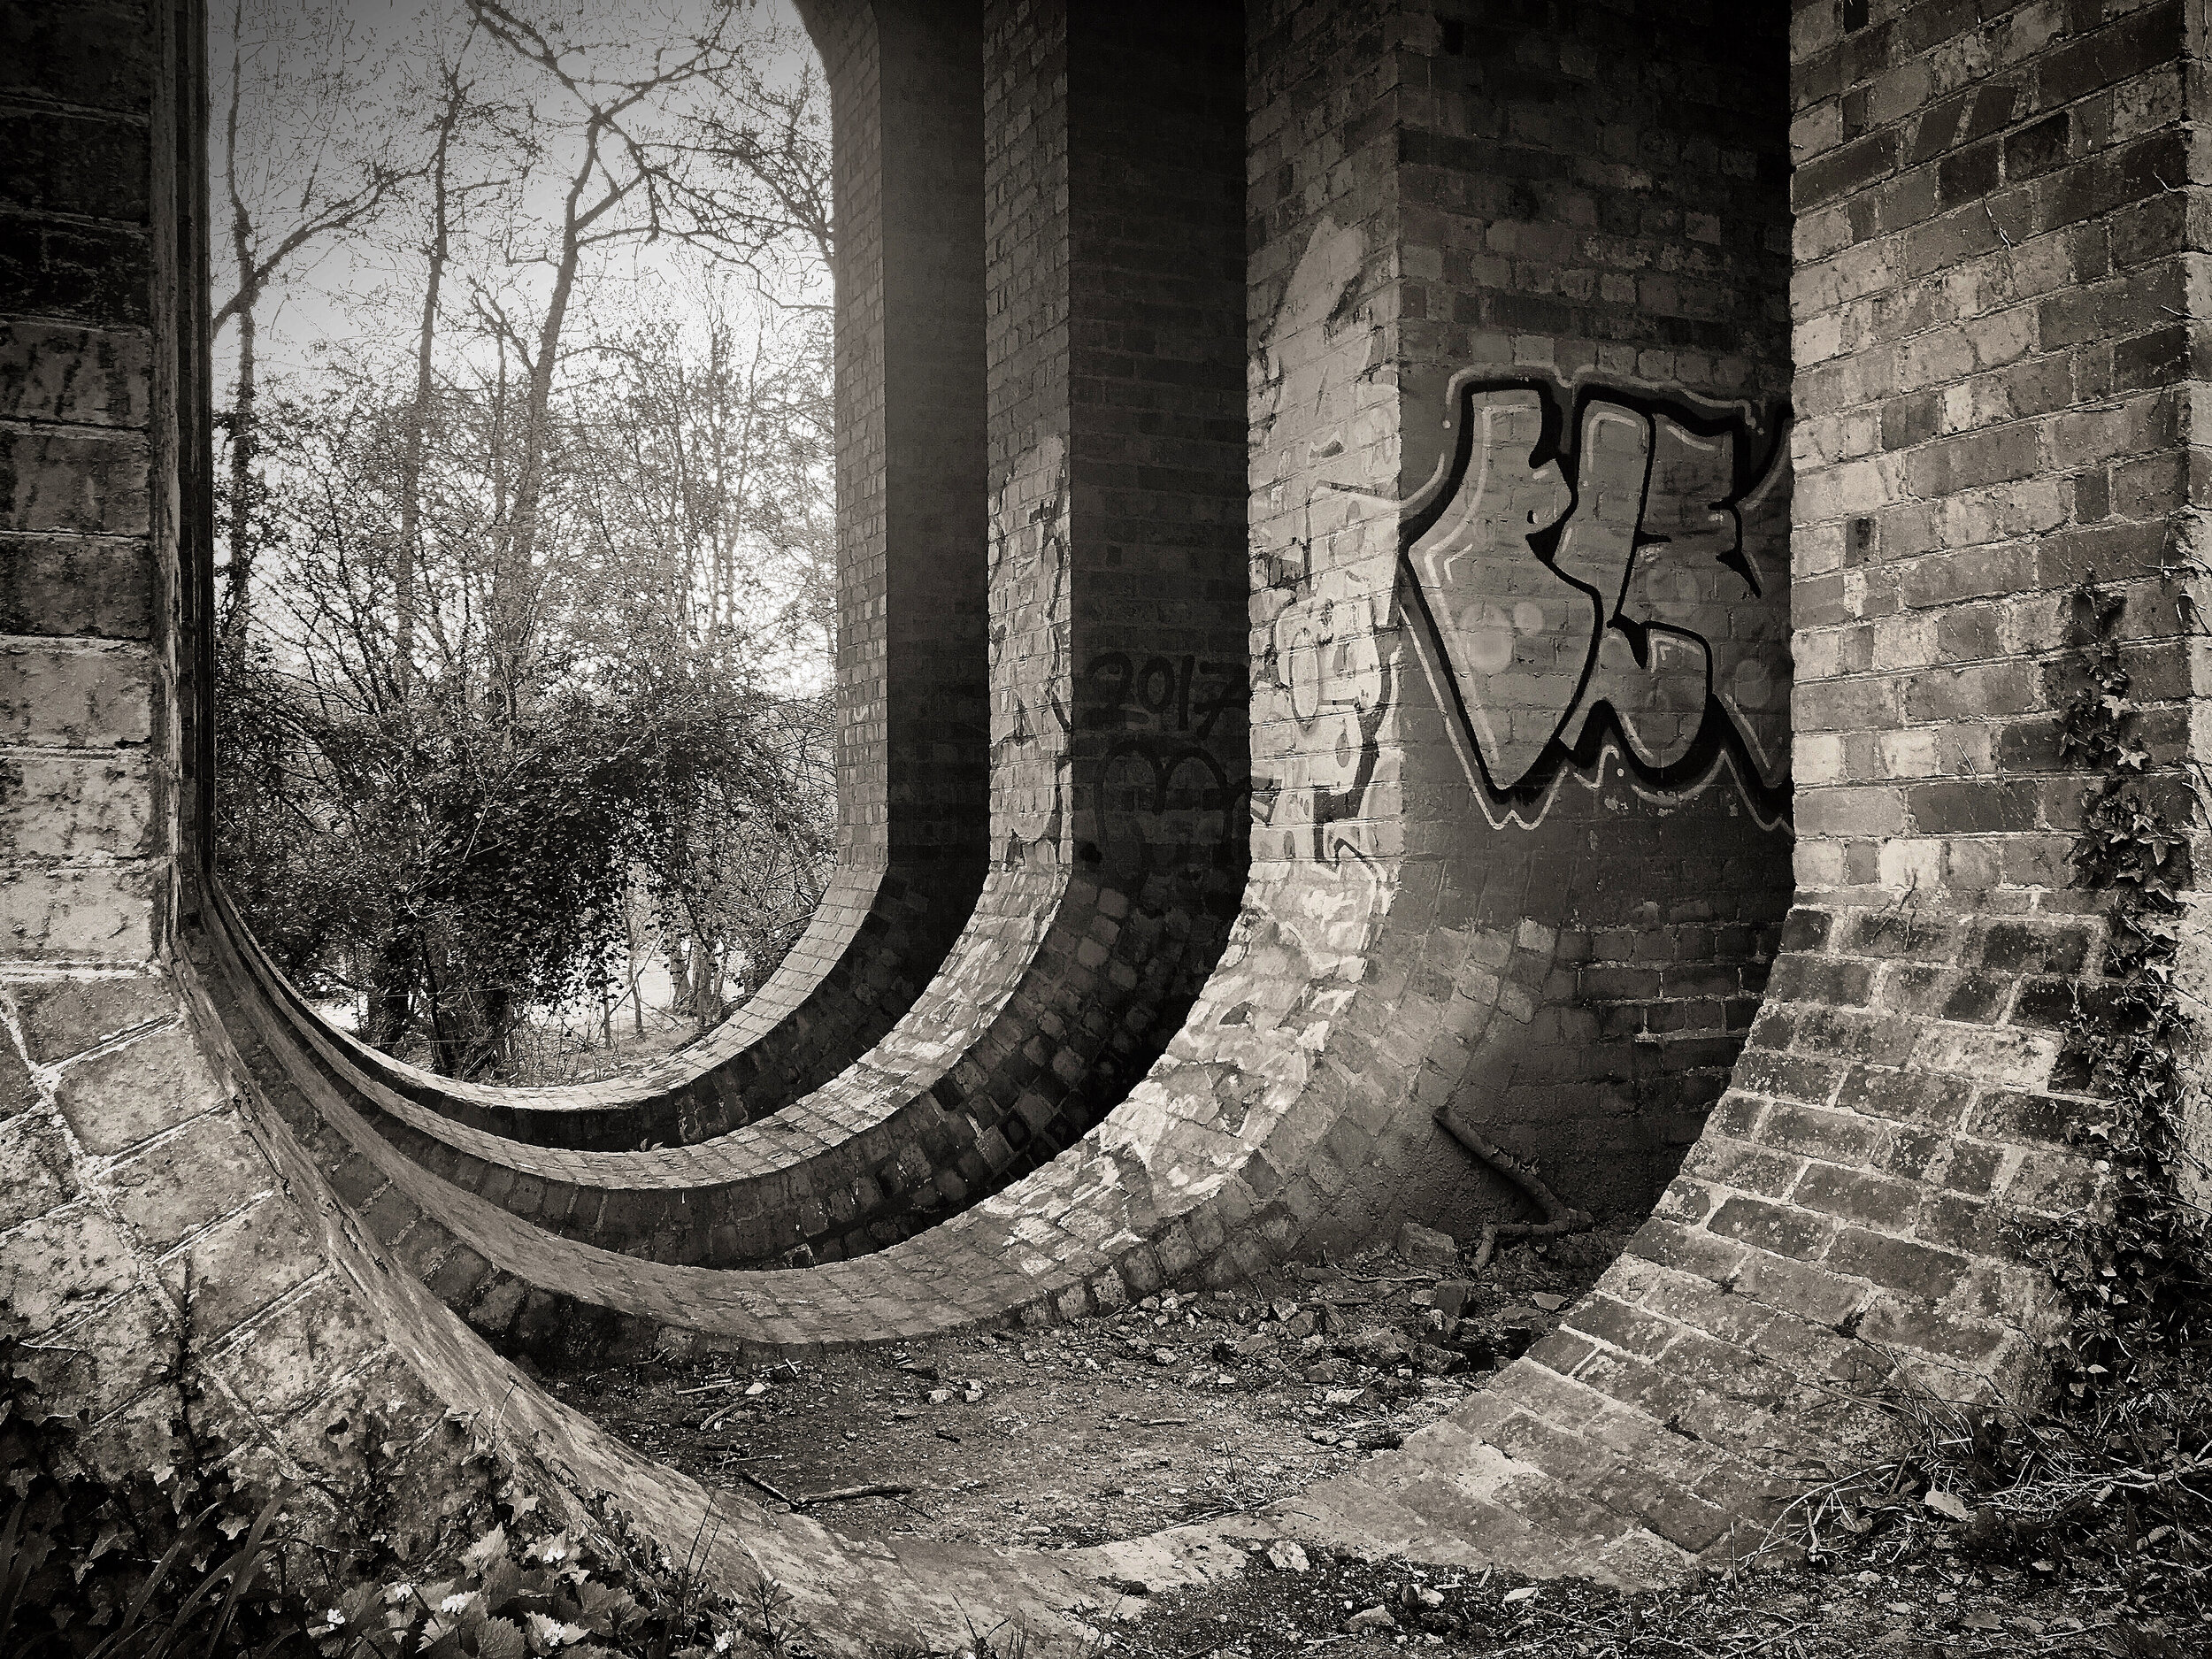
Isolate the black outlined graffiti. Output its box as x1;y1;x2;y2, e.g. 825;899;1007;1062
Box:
1086;650;1249;874
1399;376;1792;826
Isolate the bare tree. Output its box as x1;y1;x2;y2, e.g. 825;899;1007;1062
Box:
212;0;416;642
463;0;760;711
395;25;488;701
680;46;833;299
216;0;841;1079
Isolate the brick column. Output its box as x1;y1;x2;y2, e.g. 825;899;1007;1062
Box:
985;0;1250;887
1384;0;2209;1573
1245;0;1797;1245
1668;0;2202;1389
0;0;488;1531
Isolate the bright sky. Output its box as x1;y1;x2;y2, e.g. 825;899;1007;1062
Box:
211;0;824;384
210;0;834;695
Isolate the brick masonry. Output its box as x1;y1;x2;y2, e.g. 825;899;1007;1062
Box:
3;0;2205;1644
221;0;1256;1277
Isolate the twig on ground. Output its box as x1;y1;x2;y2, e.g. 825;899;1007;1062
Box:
733;1469;798;1509
794;1482;913;1507
1435;1103;1594;1271
699;1400;747;1432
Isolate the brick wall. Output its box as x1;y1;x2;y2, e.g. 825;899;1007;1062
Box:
1655;0;2201;1388
1244;0;1798;1232
0;0;489;1534
1392;1;2211;1565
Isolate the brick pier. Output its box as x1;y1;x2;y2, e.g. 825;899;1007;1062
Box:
0;0;2197;1647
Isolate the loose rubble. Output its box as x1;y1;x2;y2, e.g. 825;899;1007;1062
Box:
551;1228;1630;1550
1110;1544;2205;1659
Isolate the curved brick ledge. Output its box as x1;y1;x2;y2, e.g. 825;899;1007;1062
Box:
239;856;985;1153
200;819;2098;1576
216;851;1240;1270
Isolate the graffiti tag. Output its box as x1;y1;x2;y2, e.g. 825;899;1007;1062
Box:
1401;378;1791;826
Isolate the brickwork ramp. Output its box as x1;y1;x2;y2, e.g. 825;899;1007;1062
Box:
27;954;1109;1655
217;844;1239;1270
193;585;2100;1580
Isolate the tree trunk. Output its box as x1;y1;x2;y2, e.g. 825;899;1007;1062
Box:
397;87;462;699
223;277;257;640
488;125;603;717
363;925;419;1051
219;0;256;646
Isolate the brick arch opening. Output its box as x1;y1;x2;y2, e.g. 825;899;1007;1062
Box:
0;0;2162;1643
173;0;1256;1289
196;0;996;1155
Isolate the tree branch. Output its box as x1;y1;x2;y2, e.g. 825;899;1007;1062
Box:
1434;1102;1594;1271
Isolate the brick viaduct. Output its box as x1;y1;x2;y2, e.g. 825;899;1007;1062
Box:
0;0;2193;1645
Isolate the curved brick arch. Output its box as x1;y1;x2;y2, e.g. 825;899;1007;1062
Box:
173;0;1257;1276
263;0;998;1156
0;0;2181;1647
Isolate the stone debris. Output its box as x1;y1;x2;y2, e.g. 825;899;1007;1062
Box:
1430;1279;1480;1320
1394;1220;1459;1269
565;1233;1617;1558
1265;1540;1310;1573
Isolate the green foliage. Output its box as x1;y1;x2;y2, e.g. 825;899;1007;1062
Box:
305;1513;767;1659
215;367;833;1080
1770;1362;2210;1636
0;1331;304;1657
219;658;733;1077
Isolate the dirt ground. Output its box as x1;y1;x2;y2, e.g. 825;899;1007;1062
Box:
545;1230;2206;1657
549;1230;1632;1549
1113;1544;2201;1659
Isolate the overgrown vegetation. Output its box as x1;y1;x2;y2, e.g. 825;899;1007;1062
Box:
0;1328;811;1657
2032;580;2209;1388
211;0;838;1082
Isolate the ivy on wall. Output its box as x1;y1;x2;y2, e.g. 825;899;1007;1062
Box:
2028;580;2210;1397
